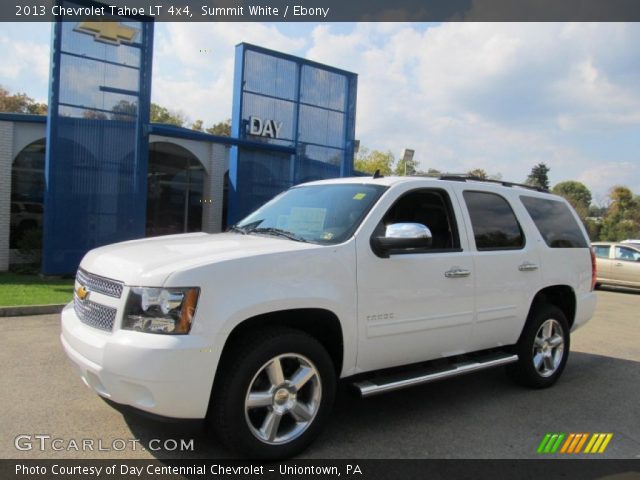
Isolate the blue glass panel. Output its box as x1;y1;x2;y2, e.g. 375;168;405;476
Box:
241;92;295;145
60;20;141;68
42;10;153;275
244;50;297;100
300;66;347;111
298;105;345;149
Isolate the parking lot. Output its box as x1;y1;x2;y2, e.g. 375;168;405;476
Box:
2;289;639;459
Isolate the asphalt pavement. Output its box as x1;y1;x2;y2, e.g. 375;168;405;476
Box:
1;288;639;459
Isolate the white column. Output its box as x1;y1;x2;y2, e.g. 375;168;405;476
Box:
0;121;15;271
202;143;228;233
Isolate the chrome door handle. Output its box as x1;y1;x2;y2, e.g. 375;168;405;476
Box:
445;268;471;278
518;262;539;272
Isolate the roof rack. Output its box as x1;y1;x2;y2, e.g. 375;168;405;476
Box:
412;173;548;193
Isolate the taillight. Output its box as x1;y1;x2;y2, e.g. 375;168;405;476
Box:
590;248;597;291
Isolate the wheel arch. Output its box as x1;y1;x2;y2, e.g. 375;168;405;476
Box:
216;308;344;379
526;285;577;330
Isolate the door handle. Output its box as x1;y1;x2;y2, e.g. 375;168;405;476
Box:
518;262;539;272
445;268;471;278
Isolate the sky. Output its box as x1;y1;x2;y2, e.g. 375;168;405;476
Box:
0;22;639;203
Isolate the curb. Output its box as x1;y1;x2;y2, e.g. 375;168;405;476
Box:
0;304;66;317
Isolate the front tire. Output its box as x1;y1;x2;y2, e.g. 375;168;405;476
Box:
210;328;336;459
508;304;570;388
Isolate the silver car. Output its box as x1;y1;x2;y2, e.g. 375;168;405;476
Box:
592;242;640;289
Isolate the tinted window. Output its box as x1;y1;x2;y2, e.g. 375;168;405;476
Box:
615;246;640;262
463;191;524;250
593;245;610;258
520;196;588;248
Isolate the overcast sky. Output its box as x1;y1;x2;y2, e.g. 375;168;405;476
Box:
1;22;638;202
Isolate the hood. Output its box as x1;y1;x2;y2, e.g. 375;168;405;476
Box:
79;232;319;286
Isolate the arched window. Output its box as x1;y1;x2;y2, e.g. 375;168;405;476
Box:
147;142;205;237
10;139;45;252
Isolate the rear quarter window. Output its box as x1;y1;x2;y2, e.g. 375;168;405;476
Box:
520;196;588;248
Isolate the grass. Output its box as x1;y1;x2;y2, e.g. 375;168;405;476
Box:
0;273;74;307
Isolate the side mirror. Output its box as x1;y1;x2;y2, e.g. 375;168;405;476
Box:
371;223;433;258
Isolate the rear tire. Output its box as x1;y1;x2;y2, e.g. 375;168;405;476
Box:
507;304;570;388
210;327;336;459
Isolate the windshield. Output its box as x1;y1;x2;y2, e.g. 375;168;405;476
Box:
234;183;387;245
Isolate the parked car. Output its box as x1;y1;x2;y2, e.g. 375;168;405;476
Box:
61;175;597;458
621;239;640;248
592;241;640;289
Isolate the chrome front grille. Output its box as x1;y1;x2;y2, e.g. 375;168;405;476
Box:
76;268;123;298
74;295;117;332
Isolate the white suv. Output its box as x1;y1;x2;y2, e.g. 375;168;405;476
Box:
61;175;597;458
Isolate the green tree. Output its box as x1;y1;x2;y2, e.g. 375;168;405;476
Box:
526;163;550;190
552;181;592;220
600;186;640;241
468;168;488;179
0;85;47;115
191;119;204;131
206;118;231;136
150;103;186;127
111;100;137;121
354;147;395;176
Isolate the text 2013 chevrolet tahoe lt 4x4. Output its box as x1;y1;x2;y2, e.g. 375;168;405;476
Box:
61;175;597;458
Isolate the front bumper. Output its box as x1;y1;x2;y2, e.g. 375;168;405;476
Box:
61;303;223;419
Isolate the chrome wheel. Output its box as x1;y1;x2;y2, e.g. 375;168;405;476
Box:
532;319;565;378
244;353;322;445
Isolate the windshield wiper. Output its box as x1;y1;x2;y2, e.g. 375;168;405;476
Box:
248;227;309;243
227;225;248;235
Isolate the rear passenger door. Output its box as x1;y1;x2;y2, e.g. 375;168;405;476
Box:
458;190;542;351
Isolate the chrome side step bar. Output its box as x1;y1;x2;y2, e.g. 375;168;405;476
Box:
353;353;518;397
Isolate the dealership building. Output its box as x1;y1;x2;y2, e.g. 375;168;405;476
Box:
0;17;358;274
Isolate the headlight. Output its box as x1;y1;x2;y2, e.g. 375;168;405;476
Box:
123;287;200;334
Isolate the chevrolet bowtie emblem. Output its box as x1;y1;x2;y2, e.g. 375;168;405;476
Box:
74;21;138;46
76;285;90;301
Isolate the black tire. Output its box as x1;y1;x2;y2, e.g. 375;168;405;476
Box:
507;304;570;388
210;327;336;459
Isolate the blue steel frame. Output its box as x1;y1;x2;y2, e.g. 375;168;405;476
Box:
42;2;154;274
227;43;358;226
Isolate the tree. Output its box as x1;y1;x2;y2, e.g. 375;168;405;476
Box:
191;119;204;131
468;168;488;179
354;147;395;176
206;118;231;137
150;103;186;127
111;100;137;121
0;85;47;115
82;110;108;120
526;163;550;190
551;181;592;219
599;186;640;241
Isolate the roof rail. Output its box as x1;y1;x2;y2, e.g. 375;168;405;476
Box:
412;173;548;193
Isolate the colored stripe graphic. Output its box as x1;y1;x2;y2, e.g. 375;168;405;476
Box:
538;433;612;454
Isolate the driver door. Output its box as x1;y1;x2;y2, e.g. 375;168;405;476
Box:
355;186;476;372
